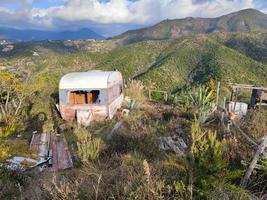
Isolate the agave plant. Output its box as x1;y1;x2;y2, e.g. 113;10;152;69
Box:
176;85;216;123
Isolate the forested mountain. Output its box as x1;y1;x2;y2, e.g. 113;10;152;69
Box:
114;9;267;44
0;27;104;41
2;32;266;93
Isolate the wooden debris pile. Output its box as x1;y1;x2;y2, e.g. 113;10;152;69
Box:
159;136;188;155
5;130;73;172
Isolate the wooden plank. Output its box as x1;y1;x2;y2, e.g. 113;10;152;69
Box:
50;134;58;171
50;134;73;171
229;83;267;91
63;136;73;168
30;134;41;151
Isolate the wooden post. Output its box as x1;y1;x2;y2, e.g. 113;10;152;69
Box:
164;92;168;102
216;81;221;110
222;97;226;116
221;97;226;134
230;88;234;101
259;97;262;110
240;134;267;187
233;88;239;111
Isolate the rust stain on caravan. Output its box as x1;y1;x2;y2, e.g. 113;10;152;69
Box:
59;71;123;126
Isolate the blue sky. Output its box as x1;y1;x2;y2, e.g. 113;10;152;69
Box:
0;0;266;36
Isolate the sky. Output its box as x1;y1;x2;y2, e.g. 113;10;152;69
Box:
0;0;266;37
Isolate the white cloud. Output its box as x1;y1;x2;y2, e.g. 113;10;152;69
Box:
34;0;257;25
0;0;265;35
51;0;148;23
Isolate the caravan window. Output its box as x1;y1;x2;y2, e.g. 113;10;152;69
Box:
68;90;101;105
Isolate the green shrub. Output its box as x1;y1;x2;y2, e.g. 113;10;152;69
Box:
0;123;20;139
164;122;246;199
75;127;101;163
190;122;246;199
175;85;215;123
0;144;10;161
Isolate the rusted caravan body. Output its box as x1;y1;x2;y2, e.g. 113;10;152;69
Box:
250;88;267;108
59;71;123;126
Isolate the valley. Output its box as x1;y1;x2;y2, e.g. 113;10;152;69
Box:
0;8;267;200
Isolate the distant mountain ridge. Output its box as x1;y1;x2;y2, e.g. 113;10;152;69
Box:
114;9;267;44
0;27;104;41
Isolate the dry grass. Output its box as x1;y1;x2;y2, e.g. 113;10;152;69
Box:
240;110;267;140
124;80;147;110
43;174;80;200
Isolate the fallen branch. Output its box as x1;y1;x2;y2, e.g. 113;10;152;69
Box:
231;120;267;157
240;134;267;187
231;120;258;147
219;104;258;146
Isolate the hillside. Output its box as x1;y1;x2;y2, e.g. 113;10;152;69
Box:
1;32;267;199
100;33;267;92
0;27;104;41
1;32;266;94
114;9;267;45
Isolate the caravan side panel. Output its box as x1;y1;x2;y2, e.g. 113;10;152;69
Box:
107;72;123;89
108;94;124;118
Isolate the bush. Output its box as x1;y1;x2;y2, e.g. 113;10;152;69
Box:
164;122;246;199
175;85;215;123
191;122;247;199
0;144;10;161
75;127;101;163
0;122;21;139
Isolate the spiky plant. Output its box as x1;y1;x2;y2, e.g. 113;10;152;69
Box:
164;121;247;199
176;85;216;123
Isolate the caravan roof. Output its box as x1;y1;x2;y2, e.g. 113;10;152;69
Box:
59;71;122;89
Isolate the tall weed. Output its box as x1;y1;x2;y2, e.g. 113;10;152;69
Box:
74;127;101;163
125;80;146;110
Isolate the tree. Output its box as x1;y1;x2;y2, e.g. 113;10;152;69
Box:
0;72;37;126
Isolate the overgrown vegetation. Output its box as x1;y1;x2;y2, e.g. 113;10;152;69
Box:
1;32;267;199
75;127;101;163
175;85;216;123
